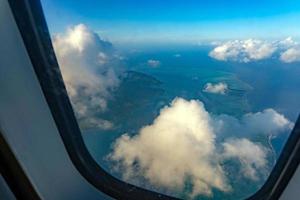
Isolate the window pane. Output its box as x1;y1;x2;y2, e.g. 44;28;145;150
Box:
41;1;300;199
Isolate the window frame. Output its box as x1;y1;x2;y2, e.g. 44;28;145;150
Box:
7;0;300;199
0;130;41;200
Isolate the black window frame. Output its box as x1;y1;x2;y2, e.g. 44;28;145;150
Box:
0;130;41;200
7;0;300;199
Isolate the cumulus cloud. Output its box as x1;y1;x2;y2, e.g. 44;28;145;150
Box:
242;109;294;134
53;24;122;129
108;97;293;198
209;37;300;63
147;59;161;67
214;109;294;138
209;39;276;62
109;98;231;197
278;37;298;48
203;82;228;95
280;47;300;63
278;37;300;63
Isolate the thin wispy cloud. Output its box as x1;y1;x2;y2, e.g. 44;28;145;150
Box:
222;138;268;180
147;59;161;67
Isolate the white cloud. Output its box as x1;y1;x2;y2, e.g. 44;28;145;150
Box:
278;37;298;48
278;37;300;63
108;97;293;197
209;37;300;63
109;98;231;197
147;59;161;67
53;24;121;129
280;47;300;63
203;82;228;95
241;109;294;135
214;108;293;137
222;138;268;180
209;39;276;62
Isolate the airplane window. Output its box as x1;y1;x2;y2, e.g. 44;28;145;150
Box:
40;0;300;199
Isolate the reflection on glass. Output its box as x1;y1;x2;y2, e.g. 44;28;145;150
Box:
41;0;300;199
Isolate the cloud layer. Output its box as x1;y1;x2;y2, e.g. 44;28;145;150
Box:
53;24;122;129
108;97;293;197
209;37;300;63
203;82;228;95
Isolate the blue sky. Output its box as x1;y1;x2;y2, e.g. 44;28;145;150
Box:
41;0;300;45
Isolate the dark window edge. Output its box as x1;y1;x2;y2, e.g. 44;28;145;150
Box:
246;117;300;200
0;130;41;200
7;0;178;199
7;0;300;200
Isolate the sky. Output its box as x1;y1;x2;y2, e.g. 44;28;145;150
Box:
41;0;300;46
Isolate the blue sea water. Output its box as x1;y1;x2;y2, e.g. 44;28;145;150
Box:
82;46;300;199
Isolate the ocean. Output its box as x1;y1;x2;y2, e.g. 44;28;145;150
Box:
82;46;300;199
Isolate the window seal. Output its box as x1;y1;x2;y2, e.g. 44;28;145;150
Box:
7;0;300;199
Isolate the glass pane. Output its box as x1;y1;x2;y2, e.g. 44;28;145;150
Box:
41;1;300;199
